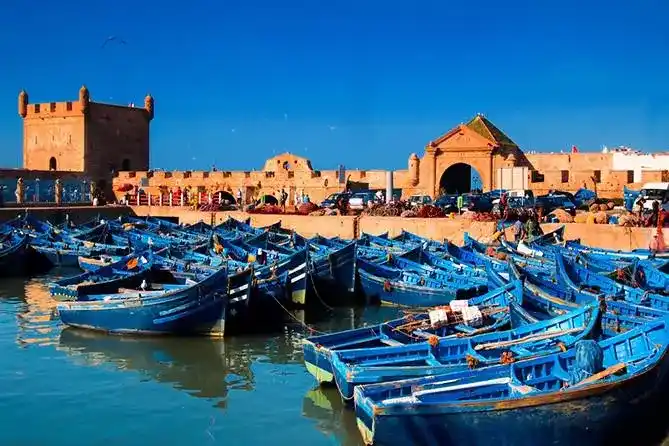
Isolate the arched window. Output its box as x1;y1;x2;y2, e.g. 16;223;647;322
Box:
49;157;57;171
121;159;131;171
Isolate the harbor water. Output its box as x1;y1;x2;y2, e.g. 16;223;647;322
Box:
0;269;405;446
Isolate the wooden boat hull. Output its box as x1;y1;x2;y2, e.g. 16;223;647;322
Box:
308;241;357;303
50;254;154;300
331;301;600;401
0;233;29;277
356;358;669;446
302;281;522;386
56;268;230;336
354;321;669;446
32;245;102;268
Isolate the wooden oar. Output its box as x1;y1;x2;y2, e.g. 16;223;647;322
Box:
474;327;584;351
572;363;627;387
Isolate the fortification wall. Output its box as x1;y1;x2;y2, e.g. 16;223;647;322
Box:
127;206;665;250
525;153;668;198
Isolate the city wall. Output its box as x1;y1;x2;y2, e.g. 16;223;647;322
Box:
128;206;666;250
0;203;662;250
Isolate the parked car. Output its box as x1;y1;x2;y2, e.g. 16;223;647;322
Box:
461;194;494;213
348;191;377;210
536;194;577;216
408;195;433;207
483;189;507;204
434;194;458;213
320;192;351;209
634;182;669;212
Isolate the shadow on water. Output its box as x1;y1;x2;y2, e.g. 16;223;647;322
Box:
302;386;364;446
57;329;255;409
5;272;669;445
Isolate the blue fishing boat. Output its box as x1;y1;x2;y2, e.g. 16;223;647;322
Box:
354;319;669;446
630;259;669;292
402;249;488;281
56;266;234;336
78;254;123;272
302;281;523;385
31;243;104;268
357;258;485;307
385;254;488;288
555;253;669;308
464;232;550;270
331;302;602;400
307;240;358;302
0;231;30;276
391;230;448;253
216;236;309;306
50;252;154;300
508;257;669;332
561;239;669;260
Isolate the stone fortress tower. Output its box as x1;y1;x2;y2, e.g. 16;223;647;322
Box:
19;86;154;190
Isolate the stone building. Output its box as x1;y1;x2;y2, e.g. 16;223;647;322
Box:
17;86;153;192
112;113;669;203
3;86;668;204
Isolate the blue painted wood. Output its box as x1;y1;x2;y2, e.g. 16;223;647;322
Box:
357;258;485;307
50;251;155;300
332;301;602;401
354;318;669;446
56;266;233;336
0;231;29;277
303;281;523;385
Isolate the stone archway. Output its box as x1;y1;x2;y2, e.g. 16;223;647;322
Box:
439;163;484;195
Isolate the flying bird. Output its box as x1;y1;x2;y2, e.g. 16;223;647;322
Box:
101;36;127;48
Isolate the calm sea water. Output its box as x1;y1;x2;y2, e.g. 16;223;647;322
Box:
0;270;404;446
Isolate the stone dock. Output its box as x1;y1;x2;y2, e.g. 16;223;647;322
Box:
0;205;664;251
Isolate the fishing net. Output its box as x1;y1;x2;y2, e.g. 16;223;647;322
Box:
297;202;320;215
569;340;604;385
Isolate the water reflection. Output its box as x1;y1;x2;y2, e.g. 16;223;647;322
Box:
302;386;363;446
57;327;309;410
58;330;256;409
15;273;64;348
0;272;405;446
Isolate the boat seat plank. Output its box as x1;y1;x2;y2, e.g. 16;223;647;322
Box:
380;338;405;347
414;377;512;398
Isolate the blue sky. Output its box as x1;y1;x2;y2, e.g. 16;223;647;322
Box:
1;0;668;172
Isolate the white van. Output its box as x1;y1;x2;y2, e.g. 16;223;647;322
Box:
635;182;669;212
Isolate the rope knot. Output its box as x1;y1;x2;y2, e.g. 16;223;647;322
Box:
500;351;515;364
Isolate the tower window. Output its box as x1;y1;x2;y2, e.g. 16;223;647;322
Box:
49;157;57;171
50;102;56;112
593;170;601;183
561;170;569;183
66;102;72;111
34;104;40;113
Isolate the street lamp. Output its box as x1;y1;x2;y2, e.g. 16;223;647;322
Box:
35;178;40;203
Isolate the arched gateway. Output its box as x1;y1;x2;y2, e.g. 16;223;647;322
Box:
410;114;522;197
